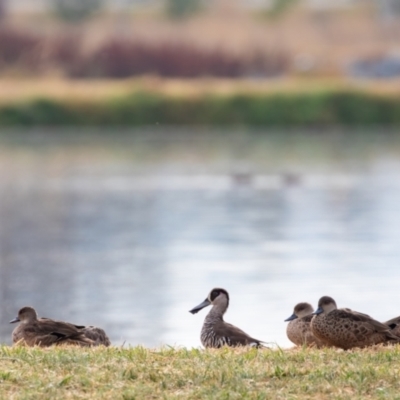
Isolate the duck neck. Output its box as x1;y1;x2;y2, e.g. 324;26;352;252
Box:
206;303;226;322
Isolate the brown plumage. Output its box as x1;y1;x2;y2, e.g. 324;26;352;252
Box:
80;326;111;346
384;315;400;337
284;302;325;347
310;296;400;350
189;288;265;348
10;307;109;347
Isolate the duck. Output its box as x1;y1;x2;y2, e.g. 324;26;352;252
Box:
189;288;265;348
310;296;400;350
10;306;110;347
384;315;400;337
80;326;111;346
284;302;325;347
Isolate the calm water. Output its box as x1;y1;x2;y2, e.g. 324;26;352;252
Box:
1;128;400;348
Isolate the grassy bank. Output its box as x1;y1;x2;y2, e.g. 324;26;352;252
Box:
1;78;400;127
1;89;400;127
1;345;400;399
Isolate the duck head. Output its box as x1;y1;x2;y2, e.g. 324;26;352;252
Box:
189;288;230;314
10;307;38;324
284;302;314;321
313;296;337;315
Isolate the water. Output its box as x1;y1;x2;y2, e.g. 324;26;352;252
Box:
1;128;400;348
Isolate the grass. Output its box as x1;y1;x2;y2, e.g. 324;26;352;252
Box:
2;78;400;103
1;78;400;126
1;345;400;399
1;88;400;127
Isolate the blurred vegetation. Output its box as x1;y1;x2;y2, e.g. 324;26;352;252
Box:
268;0;299;17
165;0;202;18
0;0;6;22
0;28;42;73
1;91;400;126
0;27;288;78
51;0;104;23
0;4;397;79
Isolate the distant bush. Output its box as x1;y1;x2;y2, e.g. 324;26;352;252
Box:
0;27;289;78
61;39;288;78
0;28;43;72
49;33;86;76
165;0;202;18
268;0;299;17
51;0;104;23
1;91;400;126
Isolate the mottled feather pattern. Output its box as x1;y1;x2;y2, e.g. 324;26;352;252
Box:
285;302;325;348
310;296;400;350
286;317;325;348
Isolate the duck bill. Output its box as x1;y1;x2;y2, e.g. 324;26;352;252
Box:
189;299;211;314
9;317;20;324
312;307;323;316
284;313;298;322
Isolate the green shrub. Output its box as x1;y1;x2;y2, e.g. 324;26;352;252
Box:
51;0;104;23
165;0;201;18
1;91;400;127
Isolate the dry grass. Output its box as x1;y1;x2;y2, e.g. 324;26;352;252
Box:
1;345;400;399
2;77;400;105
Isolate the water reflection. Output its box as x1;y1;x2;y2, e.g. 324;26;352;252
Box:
1;129;400;348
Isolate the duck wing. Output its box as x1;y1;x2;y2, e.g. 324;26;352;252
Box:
40;318;109;346
40;317;85;330
213;320;264;347
334;309;400;340
27;319;94;346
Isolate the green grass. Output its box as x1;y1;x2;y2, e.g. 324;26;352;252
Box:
1;91;400;127
1;345;400;399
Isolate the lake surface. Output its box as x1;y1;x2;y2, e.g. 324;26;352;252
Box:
1;128;400;348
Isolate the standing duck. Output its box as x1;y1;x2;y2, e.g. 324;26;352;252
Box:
10;307;110;347
284;302;325;347
310;296;400;350
189;288;265;348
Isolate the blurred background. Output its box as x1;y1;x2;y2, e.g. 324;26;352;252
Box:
1;0;400;348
